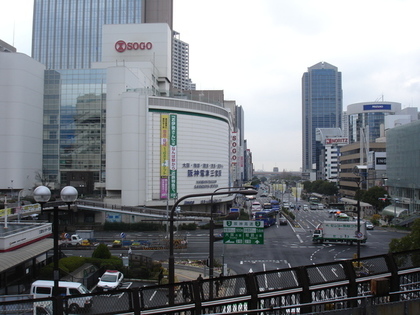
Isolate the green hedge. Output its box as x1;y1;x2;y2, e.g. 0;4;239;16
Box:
103;221;164;231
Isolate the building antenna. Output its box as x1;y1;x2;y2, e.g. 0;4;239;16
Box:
374;94;384;102
13;21;16;46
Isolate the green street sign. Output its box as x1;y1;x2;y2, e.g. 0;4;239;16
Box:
223;220;264;245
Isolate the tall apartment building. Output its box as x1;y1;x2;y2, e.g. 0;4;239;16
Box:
31;0;173;193
172;31;193;91
302;62;342;177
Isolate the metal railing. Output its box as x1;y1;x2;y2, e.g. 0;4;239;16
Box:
2;249;420;314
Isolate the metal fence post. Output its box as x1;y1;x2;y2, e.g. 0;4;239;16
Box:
295;266;312;314
244;273;259;310
385;252;401;302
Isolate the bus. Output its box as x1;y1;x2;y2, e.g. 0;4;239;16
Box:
263;203;272;211
254;210;276;227
270;200;280;212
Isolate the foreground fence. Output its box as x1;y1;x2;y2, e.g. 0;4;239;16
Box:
2;249;420;314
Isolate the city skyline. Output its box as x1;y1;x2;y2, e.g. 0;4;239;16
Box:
2;0;420;172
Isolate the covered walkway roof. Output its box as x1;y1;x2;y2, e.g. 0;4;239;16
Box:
339;197;372;208
381;205;408;218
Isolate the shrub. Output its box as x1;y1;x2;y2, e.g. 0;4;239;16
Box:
60;256;86;273
86;257;122;270
103;221;163;231
38;256;87;279
179;223;197;230
92;243;112;259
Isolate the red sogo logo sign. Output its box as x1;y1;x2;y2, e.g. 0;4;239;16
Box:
115;40;153;53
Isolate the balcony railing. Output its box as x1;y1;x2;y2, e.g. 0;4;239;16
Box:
2;249;420;314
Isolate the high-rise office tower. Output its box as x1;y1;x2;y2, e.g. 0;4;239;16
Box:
31;0;173;193
32;0;172;69
302;62;342;176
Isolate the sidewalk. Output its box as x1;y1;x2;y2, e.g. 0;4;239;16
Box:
174;265;206;282
164;263;224;282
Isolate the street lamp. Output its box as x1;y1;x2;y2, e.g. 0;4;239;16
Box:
168;188;258;304
352;165;367;264
208;186;253;297
393;197;399;221
34;185;78;313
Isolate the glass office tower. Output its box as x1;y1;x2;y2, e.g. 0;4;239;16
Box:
302;62;342;175
43;69;106;190
32;0;144;194
32;0;143;69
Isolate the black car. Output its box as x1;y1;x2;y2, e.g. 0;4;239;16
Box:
279;217;288;225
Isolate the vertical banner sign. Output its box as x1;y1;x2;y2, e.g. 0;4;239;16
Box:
160;115;169;199
231;132;238;164
169;114;177;199
231;132;238;181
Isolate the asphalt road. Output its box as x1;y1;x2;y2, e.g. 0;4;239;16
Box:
61;208;406;278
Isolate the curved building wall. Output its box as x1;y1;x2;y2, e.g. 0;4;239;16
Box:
148;110;230;205
0;52;45;191
347;101;401;143
105;90;231;206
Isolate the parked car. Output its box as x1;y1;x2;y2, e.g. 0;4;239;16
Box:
365;221;374;230
97;270;124;292
31;280;92;313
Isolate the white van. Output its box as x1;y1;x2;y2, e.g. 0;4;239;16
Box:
30;280;93;313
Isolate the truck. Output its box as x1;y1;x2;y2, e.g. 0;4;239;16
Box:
75;229;95;240
312;220;367;245
59;234;84;246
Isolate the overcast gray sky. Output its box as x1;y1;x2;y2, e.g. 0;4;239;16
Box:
2;0;420;172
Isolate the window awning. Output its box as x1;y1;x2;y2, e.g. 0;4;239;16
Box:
0;238;53;273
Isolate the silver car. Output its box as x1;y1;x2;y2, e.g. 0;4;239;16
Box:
365;221;374;230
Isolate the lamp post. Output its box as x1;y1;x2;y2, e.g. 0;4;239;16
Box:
352;165;367;264
393;198;399;221
355;180;362;263
208;186;252;297
168;188;258;304
34;185;78;313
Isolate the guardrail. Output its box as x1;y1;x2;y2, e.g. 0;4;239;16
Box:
2;249;420;314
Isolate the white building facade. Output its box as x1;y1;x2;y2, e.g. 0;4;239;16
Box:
315;128;348;182
0;50;45;194
95;24;232;207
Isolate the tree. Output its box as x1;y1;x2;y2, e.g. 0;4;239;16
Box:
250;177;261;187
303;180;338;196
34;171;53;189
92;243;112;259
360;186;391;213
389;218;420;266
389;218;420;253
